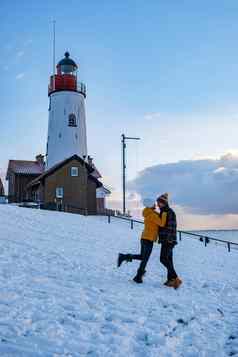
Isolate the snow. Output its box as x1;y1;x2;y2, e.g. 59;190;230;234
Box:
0;205;237;357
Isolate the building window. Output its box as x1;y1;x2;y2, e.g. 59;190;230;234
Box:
71;167;79;176
68;113;77;127
56;187;64;198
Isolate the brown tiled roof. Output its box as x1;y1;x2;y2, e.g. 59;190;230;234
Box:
6;160;44;179
27;155;102;189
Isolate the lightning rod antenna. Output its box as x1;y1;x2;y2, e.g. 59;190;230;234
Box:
53;20;56;74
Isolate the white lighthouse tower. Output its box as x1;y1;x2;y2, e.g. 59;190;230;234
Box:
46;52;87;169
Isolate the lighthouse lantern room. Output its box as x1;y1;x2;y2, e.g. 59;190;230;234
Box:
46;52;87;169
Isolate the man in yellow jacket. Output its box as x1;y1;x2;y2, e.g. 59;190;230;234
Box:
117;198;167;283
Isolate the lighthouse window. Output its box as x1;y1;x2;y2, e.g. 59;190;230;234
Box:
68;113;77;127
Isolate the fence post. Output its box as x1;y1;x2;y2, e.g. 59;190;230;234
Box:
204;237;207;247
108;215;111;224
179;232;182;241
131;220;134;230
228;242;231;252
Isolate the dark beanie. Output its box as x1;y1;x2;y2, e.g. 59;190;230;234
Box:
157;193;169;204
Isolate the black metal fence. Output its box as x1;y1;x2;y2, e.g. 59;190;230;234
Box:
107;214;238;252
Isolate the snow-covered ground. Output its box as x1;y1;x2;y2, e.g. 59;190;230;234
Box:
0;205;237;357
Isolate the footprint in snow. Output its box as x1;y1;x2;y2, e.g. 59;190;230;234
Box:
225;334;238;356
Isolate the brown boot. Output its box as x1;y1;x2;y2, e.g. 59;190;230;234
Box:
173;277;182;289
165;278;182;289
164;279;176;287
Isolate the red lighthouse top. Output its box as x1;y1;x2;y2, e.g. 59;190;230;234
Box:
48;52;86;97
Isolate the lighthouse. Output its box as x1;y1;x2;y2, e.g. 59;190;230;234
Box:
46;52;87;169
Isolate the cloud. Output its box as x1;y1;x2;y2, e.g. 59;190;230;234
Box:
17;51;24;57
24;39;33;46
129;152;238;215
144;112;161;121
16;73;25;80
0;168;5;179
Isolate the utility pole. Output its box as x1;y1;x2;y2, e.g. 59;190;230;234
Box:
121;134;140;216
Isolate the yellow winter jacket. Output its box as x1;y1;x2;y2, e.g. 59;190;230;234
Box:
141;207;167;242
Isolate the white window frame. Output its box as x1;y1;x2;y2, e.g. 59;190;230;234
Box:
56;187;64;198
71;167;79;177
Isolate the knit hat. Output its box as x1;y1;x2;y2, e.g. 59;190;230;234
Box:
143;198;155;207
157;193;169;204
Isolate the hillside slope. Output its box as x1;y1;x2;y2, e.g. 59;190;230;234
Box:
0;206;237;357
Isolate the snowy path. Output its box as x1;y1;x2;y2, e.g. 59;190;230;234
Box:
0;206;237;356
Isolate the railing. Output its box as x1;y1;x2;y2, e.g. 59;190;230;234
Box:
38;202;89;215
106;215;238;252
97;208;116;216
64;204;88;216
77;81;86;97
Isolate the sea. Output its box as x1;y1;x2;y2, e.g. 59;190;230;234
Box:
181;230;238;251
192;230;238;243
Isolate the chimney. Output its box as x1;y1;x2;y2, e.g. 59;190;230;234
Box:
35;154;44;165
88;155;93;166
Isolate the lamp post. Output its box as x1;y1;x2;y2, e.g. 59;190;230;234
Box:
121;134;140;216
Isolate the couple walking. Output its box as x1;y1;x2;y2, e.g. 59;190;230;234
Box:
117;193;182;289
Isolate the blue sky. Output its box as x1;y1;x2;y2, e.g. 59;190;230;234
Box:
1;0;238;227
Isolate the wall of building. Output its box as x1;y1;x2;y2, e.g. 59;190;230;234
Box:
43;159;97;214
8;174;39;203
87;180;97;214
7;173;15;202
97;197;105;214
